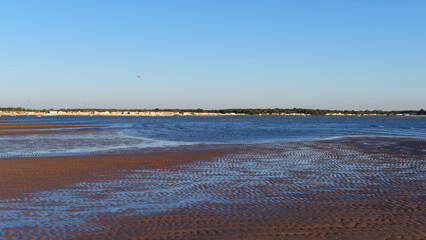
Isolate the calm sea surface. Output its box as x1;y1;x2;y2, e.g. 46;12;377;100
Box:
0;116;425;158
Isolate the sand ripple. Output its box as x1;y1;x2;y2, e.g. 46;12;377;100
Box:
0;137;425;239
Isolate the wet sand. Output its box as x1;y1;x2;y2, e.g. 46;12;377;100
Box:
0;123;89;129
0;121;93;135
0;150;237;200
0;129;94;135
0;137;425;239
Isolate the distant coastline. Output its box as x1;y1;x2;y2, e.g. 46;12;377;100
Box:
0;107;424;117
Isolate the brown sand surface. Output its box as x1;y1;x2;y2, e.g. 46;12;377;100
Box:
68;196;425;240
0;149;237;199
0;138;424;240
0;121;94;135
0;120;41;123
0;123;92;129
0;129;93;135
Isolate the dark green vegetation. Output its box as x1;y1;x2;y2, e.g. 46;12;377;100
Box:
1;107;425;116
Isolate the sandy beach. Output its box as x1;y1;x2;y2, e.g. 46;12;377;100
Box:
0;120;425;239
0;122;93;135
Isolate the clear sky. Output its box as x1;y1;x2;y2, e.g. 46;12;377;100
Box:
1;0;425;110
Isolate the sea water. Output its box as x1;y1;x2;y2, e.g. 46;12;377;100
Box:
0;116;425;238
0;116;425;158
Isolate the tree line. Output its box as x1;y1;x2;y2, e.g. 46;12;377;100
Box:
1;107;425;116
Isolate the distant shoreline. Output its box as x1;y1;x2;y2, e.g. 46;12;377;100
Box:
0;108;426;117
0;107;425;117
0;111;425;117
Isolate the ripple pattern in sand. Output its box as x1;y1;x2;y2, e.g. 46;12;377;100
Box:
0;138;425;239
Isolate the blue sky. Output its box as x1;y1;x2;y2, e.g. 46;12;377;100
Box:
1;0;425;110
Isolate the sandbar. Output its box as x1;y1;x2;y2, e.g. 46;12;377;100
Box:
0;137;424;239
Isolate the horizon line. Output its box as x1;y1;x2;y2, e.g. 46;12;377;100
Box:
1;107;424;112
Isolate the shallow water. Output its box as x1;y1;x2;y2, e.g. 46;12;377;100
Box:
0;139;424;239
0;117;425;238
0;116;425;158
